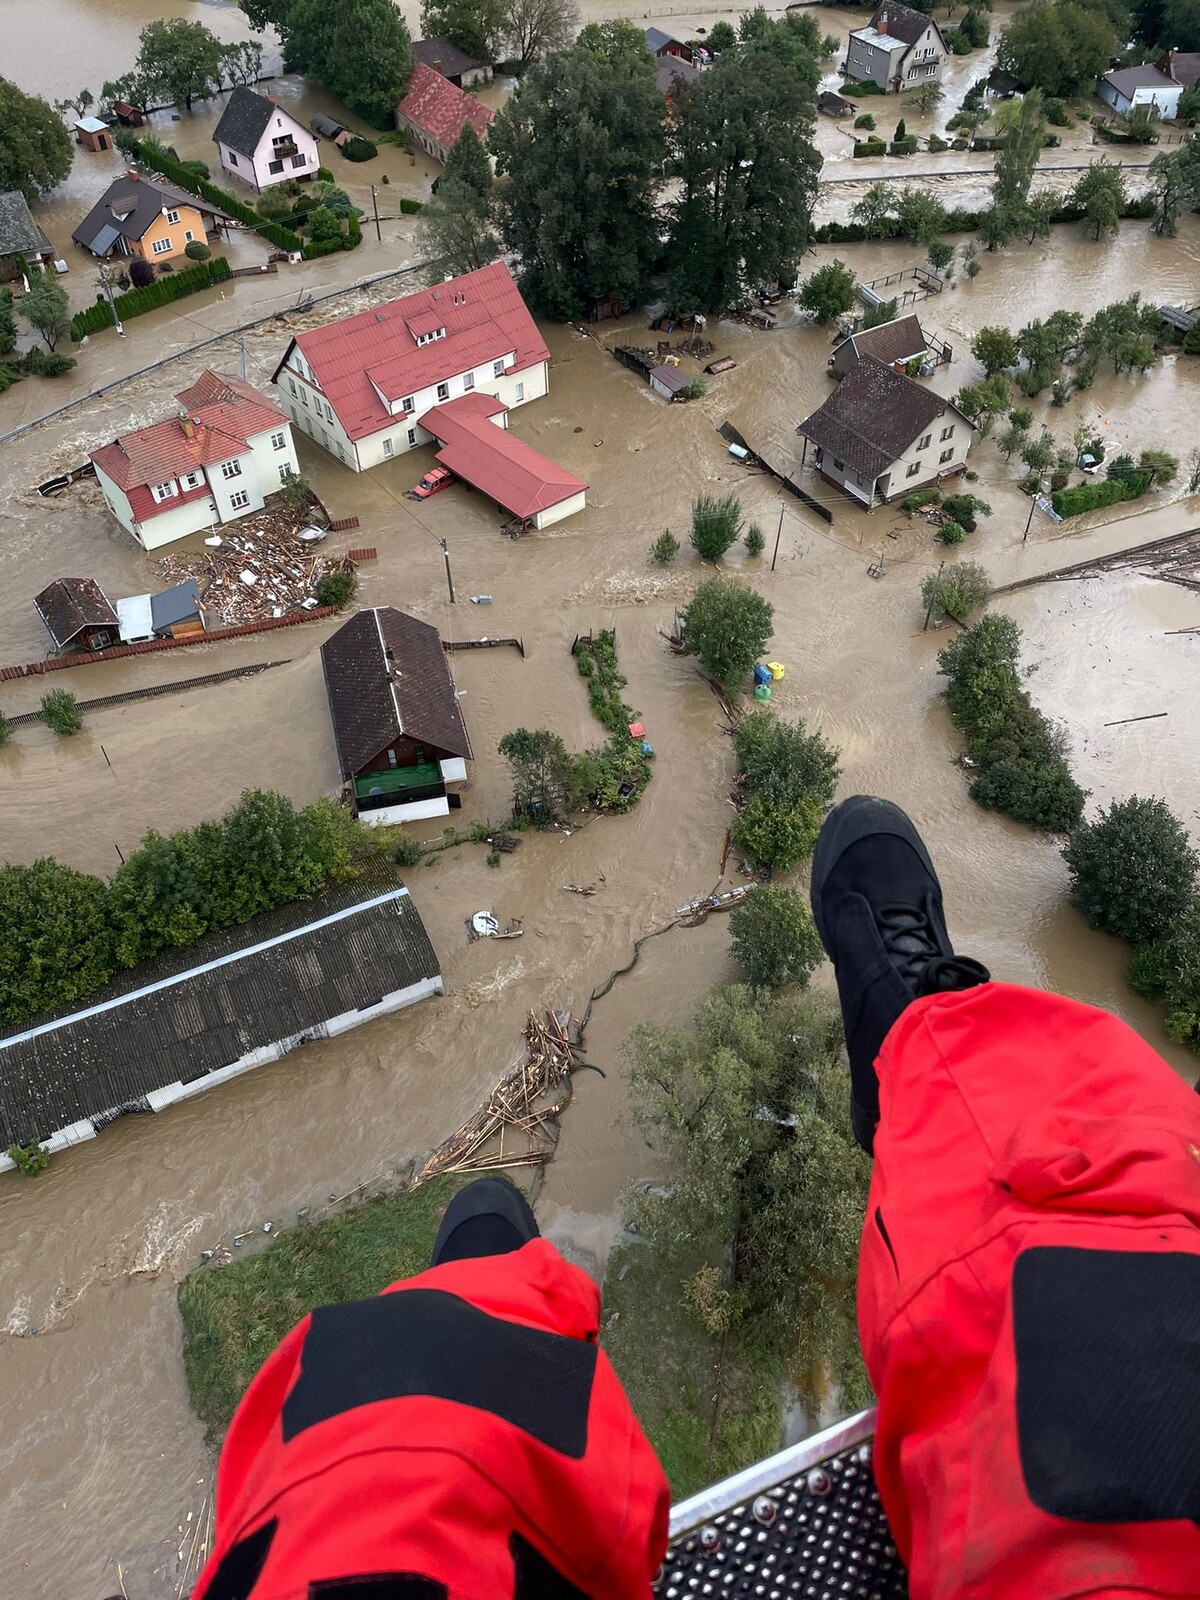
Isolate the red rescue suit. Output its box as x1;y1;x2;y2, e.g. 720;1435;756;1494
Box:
861;983;1200;1600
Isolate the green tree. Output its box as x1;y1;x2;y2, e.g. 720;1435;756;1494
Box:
1129;898;1200;1056
306;205;342;242
744;523;765;557
1064;797;1198;945
504;0;580;69
912;79;943;113
998;2;1116;97
0;76;73;202
954;373;1011;435
690;492;744;560
0;707;10;744
680;576;774;687
220;40;265;89
991;88;1047;222
1070;159;1127;239
729;884;824;989
849;181;895;237
1021;428;1057;475
420;0;506;62
708;20;737;52
666;40;820;313
416;177;500;278
315;569;355;606
0;859;115;1026
921;559;991;621
797;258;856;323
733;708;840;814
491;28;664;320
650;529;680;563
0;286;17;356
135;18;225;111
40;686;82;733
285;0;413;126
972;325;1019;375
443;122;493;203
927;238;956;276
1139;448;1178;485
498;727;573;816
1178;81;1200;120
1148;142;1200;237
895;186;948;243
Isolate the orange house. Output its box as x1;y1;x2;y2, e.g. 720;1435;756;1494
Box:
72;171;233;263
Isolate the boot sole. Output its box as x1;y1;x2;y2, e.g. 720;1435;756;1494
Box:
811;795;944;955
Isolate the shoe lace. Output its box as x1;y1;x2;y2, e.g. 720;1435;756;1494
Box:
877;906;989;993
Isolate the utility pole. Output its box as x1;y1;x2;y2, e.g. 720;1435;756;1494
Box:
1023;483;1039;542
771;500;785;571
371;185;382;243
923;560;944;631
238;339;247;382
440;537;456;604
99;268;124;336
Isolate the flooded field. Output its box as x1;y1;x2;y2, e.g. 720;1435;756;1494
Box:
2;5;1200;1595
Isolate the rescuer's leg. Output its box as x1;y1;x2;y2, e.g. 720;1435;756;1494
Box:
810;794;990;1153
430;1175;540;1264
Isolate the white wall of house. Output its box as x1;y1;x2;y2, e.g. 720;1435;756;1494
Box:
361;794;453;825
1098;77;1181;118
216;110;320;191
245;422;301;494
532;489;587;530
899;25;944;87
846;23;942;90
814;409;973;505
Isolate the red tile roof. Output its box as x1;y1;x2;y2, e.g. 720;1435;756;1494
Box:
396;62;493;150
422;393;587;521
279;263;551;443
89;371;286;519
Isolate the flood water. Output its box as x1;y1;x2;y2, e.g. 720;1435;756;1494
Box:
3;4;1200;1596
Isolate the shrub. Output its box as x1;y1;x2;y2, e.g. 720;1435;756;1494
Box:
129;258;155;288
0;708;9;744
316;165;334;181
486;851;502;868
902;488;941;512
21;347;75;378
393;831;423;867
1128;899;1200;1055
853;138;887;158
650;529;679;564
399;197;423;213
7;1142;51;1176
279;470;311;510
315;569;356;607
969;757;1087;834
690;492;743;561
938;521;966;545
729;884;824;989
184;240;212;262
941;492;991;526
1045;97;1071;126
842;79;884;96
342;136;377;161
889;136;919;155
680;377;708;401
1064;797;1198;945
744;524;765;558
680;577;774;688
306;205;342;243
1138;449;1179;486
928;134;949;152
854;113;876;130
40;688;82;735
921;559;990;621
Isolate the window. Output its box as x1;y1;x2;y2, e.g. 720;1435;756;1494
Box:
229;488;250;509
268;159;284;174
184;230;194;243
493;358;505;377
151;237;172;255
832;457;845;471
151;480;177;502
514;382;525;402
166;209;179;224
407;428;416;446
220;459;243;480
228;151;239;166
286;376;296;395
300;387;309;407
463;371;475;391
939;448;954;463
415;328;445;346
941;424;954;441
436;382;449;401
182;471;203;490
387;749;398;768
906;461;922;478
291;153;306;168
382;438;394;457
270;431;286;451
402;395;414;414
278;463;291;482
919;433;931;450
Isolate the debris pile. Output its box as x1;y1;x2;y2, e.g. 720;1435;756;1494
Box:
155;506;348;624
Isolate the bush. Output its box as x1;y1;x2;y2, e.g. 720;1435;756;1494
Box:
690;492;743;561
842;78;884;96
941;492;991;525
71;258;232;339
184;240;212;262
316;165;334;181
570;630;653;811
41;687;82;735
744;524;765;558
315;569;356;607
680;377;708;401
729;884;824;989
306;205;343;243
902;488;941;512
1128;899;1200;1055
889;137;919;155
1138;449;1178;486
8;1141;51;1176
853;138;887;158
921;559;990;621
969;757;1087;834
650;529;680;564
1045;97;1071;126
392;830;423;867
1051;477;1148;518
399;197;423;213
129;258;155;288
680;577;774;688
1064;797;1198;945
928;135;949;152
20;347;75;378
341;136;377;161
854;113;876;130
938;521;966;545
0;708;9;744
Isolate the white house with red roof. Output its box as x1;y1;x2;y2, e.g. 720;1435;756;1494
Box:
90;371;299;550
394;61;494;163
271;262;587;529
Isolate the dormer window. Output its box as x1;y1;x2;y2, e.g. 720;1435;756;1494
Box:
151;480;178;503
414;327;446;347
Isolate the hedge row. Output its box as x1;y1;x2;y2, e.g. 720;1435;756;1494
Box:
1051;472;1150;518
853;138;887;158
71;256;232;339
399;197;424;214
812;194;1155;245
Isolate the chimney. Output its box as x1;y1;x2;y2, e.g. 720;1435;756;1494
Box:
179;411;194;438
128;167;140;181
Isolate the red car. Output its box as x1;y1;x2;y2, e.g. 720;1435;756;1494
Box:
410;466;455;499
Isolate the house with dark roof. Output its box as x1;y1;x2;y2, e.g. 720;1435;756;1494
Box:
90;370;298;549
844;3;947;92
33;578;120;653
644;25;709;65
412;36;493;89
213;87;319;191
71;170;233;263
1159;49;1200;90
0;189;56;267
657;54;701;103
1097;63;1183;120
0;878;442;1167
322;608;474;824
395;62;494;164
796;356;977;507
831;313;931;379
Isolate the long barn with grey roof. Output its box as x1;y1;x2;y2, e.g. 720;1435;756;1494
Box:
0;879;441;1169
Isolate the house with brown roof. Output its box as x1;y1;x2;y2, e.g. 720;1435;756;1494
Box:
321;607;473;825
1097;62;1183;120
395;62;494;164
796;356;977;508
33;578;119;653
71;170;233;263
412;36;492;89
90;371;298;550
830;313;931;379
1159;49;1200;90
844;3;947;93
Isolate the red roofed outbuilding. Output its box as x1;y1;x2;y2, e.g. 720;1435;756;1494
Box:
422;394;588;529
90;371;299;549
395;62;494;163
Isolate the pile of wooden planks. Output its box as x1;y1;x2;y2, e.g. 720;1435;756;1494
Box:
157;523;343;625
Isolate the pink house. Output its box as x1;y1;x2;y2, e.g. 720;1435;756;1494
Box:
213;87;319;191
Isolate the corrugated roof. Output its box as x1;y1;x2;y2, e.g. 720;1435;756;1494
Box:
413;36;483;79
33;578;118;648
797;357;964;479
321;607;473;779
213;86;302;159
650;363;690;393
837;314;929;368
278;263;551;443
396;62;493;151
150;578;202;631
0;880;441;1151
423;393;588;520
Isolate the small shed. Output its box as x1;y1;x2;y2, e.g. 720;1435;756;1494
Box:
311;112;351;147
113;101;144;127
116;579;204;642
649;363;691;401
74;116;113;152
33;577;119;653
819;90;857;117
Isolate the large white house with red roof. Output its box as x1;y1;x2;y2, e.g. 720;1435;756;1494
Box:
271;262;587;529
90;371;299;550
395;62;494;164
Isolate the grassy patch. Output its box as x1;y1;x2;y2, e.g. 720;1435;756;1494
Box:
179;1176;455;1438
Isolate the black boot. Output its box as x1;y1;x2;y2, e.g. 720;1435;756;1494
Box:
811;795;990;1154
430;1177;539;1266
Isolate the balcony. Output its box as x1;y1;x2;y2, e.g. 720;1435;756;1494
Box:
271;138;299;159
354;762;449;825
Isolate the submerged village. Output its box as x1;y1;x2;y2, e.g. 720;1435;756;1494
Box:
0;0;1199;1590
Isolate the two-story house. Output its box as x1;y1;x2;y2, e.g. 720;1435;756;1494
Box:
90;371;299;550
72;170;231;263
213;88;320;190
845;3;947;93
395;62;494;165
271;261;587;529
796;356;977;507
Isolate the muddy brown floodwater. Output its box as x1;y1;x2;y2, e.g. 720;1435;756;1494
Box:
3;4;1200;1594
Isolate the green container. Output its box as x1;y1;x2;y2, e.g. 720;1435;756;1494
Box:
753;684;772;701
